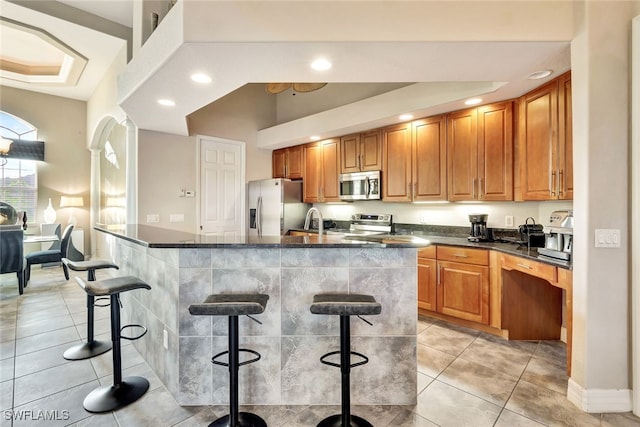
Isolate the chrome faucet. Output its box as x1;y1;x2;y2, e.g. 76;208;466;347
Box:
304;207;324;236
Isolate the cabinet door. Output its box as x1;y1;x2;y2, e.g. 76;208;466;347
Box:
288;145;303;179
558;72;573;200
478;102;513;201
418;257;437;311
447;108;478;201
382;122;412;201
321;138;340;201
360;129;382;171
340;134;361;173
437;260;489;324
272;148;287;178
303;142;321;203
519;80;558;200
413;115;447;201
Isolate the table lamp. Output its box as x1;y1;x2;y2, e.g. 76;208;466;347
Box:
60;196;84;225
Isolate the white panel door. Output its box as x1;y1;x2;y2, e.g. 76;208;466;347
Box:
199;136;245;237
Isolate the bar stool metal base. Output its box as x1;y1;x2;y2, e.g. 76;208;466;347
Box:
208;412;267;427
63;340;112;360
317;414;373;427
83;376;150;413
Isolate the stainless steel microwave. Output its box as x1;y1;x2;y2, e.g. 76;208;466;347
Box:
339;170;381;201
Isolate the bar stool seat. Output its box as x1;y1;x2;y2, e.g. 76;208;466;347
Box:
62;258;119;360
78;275;151;413
310;293;381;427
189;293;269;427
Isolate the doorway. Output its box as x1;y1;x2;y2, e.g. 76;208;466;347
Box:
197;135;246;237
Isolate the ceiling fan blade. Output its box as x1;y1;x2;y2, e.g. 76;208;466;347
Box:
292;83;327;93
265;83;292;94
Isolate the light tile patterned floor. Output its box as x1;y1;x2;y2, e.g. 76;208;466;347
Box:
1;267;639;426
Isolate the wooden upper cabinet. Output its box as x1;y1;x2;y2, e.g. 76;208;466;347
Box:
303;142;321;202
447;102;513;201
340;130;382;173
519;79;558;200
558;72;573;200
321;138;340;201
518;72;572;201
413;115;447;201
303;138;340;203
272;145;303;179
478;102;514;201
447;108;478;201
382;122;412;201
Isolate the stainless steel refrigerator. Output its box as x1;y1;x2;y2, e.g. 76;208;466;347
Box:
248;179;310;237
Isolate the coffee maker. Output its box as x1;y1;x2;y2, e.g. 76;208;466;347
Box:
538;210;573;262
468;213;490;242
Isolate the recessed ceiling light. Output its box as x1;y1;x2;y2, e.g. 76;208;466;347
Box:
399;114;414;121
527;69;553;80
191;73;212;84
310;58;332;71
310;135;321;141
464;98;483;106
157;99;175;107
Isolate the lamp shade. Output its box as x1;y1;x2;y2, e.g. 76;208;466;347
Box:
60;196;84;208
0;138;13;155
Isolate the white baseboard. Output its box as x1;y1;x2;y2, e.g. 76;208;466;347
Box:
567;378;633;413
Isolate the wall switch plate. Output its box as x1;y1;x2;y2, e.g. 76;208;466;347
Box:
146;214;160;223
595;229;621;248
505;216;514;227
169;214;184;222
163;329;168;349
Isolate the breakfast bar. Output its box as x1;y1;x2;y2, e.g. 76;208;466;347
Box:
94;225;426;407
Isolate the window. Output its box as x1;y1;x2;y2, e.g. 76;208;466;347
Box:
0;111;38;222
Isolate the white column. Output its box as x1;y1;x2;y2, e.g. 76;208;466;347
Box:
124;118;138;227
89;148;102;258
632;14;640;418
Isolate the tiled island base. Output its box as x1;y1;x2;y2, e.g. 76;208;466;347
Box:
96;233;417;406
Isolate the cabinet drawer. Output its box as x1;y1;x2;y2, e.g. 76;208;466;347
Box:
501;254;557;283
418;246;436;259
437;246;488;266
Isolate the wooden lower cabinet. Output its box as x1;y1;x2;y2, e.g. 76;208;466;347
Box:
418;247;437;311
418;246;490;325
438;260;489;324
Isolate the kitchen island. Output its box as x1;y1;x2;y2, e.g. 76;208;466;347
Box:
94;225;427;406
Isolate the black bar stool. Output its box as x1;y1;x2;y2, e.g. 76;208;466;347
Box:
62;258;119;360
310;293;382;427
189;293;269;427
76;275;151;413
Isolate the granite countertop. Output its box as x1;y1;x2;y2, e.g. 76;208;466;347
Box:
94;224;431;249
291;227;572;270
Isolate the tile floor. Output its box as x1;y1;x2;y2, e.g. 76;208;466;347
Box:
1;266;640;426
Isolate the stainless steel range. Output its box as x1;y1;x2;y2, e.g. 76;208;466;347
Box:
347;213;393;235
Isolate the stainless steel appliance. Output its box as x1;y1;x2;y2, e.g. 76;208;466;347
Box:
538;210;573;262
348;213;392;235
248;179;311;237
468;213;491;242
338;170;381;201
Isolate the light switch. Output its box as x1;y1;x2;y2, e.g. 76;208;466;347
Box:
595;229;621;248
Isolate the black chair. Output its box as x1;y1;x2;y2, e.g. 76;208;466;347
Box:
24;223;74;286
0;225;25;294
76;275;151;413
61;258;119;360
189;293;269;427
310;293;382;427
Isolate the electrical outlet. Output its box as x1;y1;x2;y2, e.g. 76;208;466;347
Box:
505;216;514;227
595;229;621;248
420;215;429;224
169;213;184;222
146;214;159;223
163;329;168;349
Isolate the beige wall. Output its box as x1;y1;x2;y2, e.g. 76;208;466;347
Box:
0;86;90;248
